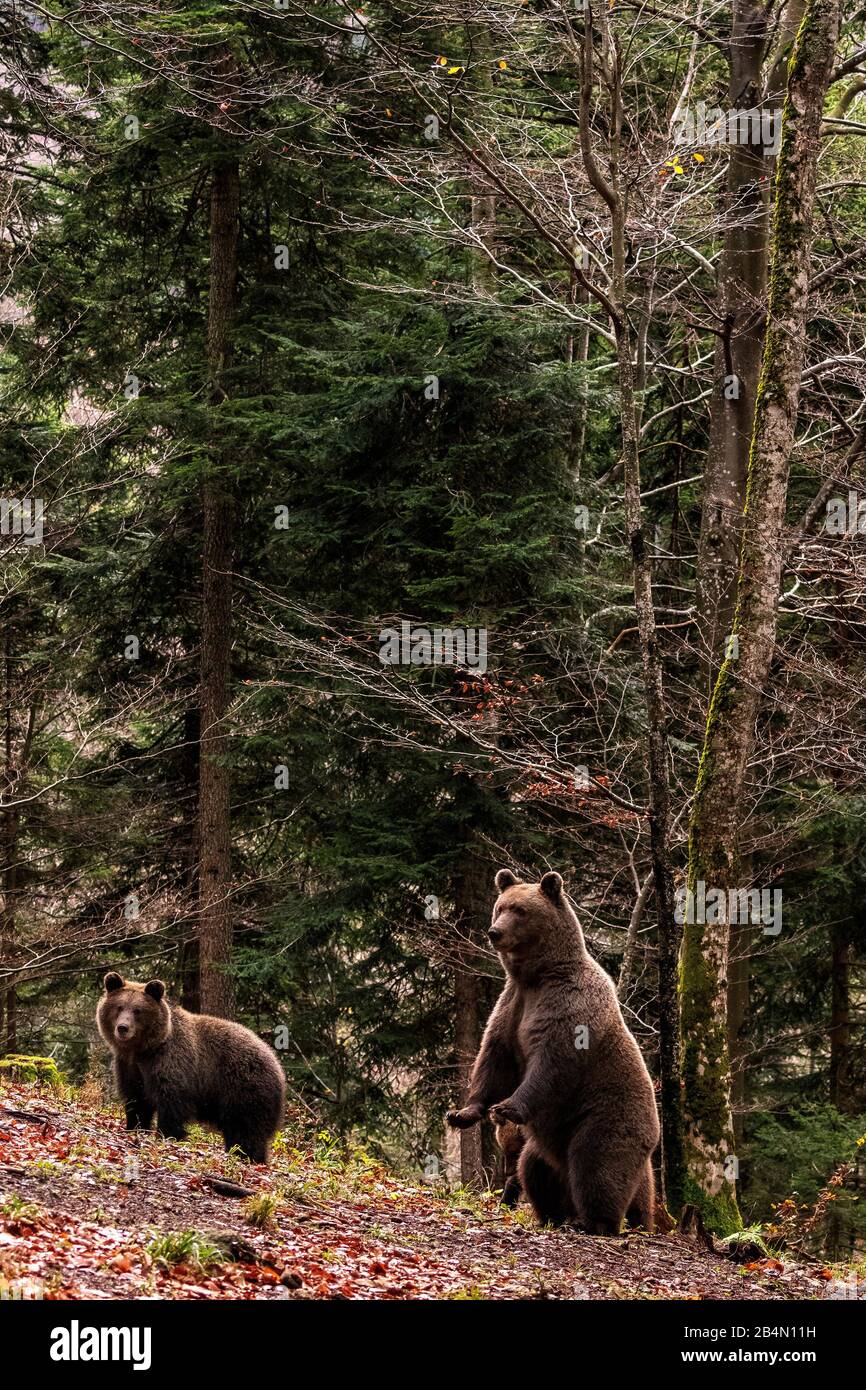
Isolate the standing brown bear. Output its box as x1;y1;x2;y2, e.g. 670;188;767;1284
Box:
447;870;659;1234
97;973;285;1164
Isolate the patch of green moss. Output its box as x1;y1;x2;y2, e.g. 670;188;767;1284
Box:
682;1171;742;1236
680;1024;734;1147
0;1054;65;1090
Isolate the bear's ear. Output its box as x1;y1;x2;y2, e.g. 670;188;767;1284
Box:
495;868;518;893
144;979;165;1003
104;972;124;993
539;871;564;903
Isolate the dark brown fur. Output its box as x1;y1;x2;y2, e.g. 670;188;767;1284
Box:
96;973;285;1164
447;871;659;1234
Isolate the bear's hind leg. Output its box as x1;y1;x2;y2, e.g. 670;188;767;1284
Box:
222;1123;269;1165
156;1108;189;1143
500;1174;522;1208
625;1161;655;1232
567;1129;646;1236
518;1140;572;1227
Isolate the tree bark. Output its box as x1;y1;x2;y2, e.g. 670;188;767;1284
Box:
580;9;685;1214
681;0;841;1231
696;1;769;686
197;156;240;1020
727;918;750;1148
459;90;498;1184
829;918;852;1112
453;840;490;1188
617;872;652;1003
1;631;21;1054
696;0;815;1163
179;705;201;1012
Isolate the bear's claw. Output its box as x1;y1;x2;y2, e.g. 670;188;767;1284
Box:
446;1106;484;1129
489;1100;526;1126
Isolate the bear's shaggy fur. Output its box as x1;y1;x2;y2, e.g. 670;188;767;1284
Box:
447;870;659;1234
97;973;285;1164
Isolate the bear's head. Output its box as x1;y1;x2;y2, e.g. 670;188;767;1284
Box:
489;869;585;981
96;973;171;1053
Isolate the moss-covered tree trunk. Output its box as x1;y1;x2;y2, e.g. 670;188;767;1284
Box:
681;0;841;1232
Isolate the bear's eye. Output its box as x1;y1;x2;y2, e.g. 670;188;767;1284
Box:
510;905;525;916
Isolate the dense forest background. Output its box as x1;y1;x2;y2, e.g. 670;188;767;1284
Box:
1;0;865;1255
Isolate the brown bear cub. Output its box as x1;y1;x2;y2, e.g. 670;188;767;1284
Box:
493;1117;525;1208
97;973;285;1164
448;870;659;1234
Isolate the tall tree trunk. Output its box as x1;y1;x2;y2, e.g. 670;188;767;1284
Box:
458;62;498;1186
470;190;496;295
616;314;683;1213
727;919;750;1147
197;156;239;1020
829;918;852;1112
681;0;841;1231
468;26;496;299
580;10;685;1214
567;262;590;481
695;0;807;1159
1;631;19;1054
0;825;18;1054
453;842;489;1187
696;1;769;687
179;705;201;1012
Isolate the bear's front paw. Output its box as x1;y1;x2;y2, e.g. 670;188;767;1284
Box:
446;1105;485;1129
489;1099;526;1127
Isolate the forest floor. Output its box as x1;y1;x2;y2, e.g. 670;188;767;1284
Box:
0;1081;841;1301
